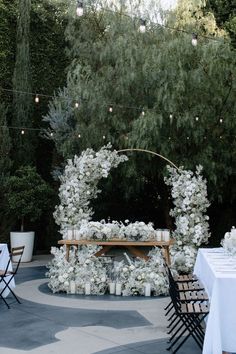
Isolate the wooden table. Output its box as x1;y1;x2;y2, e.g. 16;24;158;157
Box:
58;239;174;265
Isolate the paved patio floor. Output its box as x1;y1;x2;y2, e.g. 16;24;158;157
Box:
0;255;202;354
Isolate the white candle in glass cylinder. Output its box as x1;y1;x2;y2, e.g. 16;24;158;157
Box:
144;283;151;297
75;229;80;240
85;283;91;295
115;283;122;296
67;229;73;240
109;282;116;294
156;230;162;242
163;230;170;242
70;280;76;294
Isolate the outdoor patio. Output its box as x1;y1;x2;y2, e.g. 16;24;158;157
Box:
0;256;201;354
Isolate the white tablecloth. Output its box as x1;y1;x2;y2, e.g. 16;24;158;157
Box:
194;248;236;354
0;243;15;298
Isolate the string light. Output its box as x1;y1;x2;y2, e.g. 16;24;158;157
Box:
76;1;84;16
109;106;113;113
139;19;146;33
195;116;199;121
35;94;39;103
75;102;79;108
191;33;198;46
169;113;173;119
141;110;145;116
78;134;81;138
50;132;54;137
102;135;106;139
220;118;223;123
21;130;25;135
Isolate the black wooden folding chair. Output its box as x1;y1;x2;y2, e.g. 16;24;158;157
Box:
166;283;209;353
0;246;25;309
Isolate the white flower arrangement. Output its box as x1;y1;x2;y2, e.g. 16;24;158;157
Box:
46;246;168;296
221;227;236;256
46;245;108;295
165;165;211;273
109;248;168;296
76;219;156;241
54;144;128;236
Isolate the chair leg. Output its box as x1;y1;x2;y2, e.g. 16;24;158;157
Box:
0;294;10;309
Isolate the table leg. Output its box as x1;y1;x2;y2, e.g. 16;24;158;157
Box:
125;246;149;260
66;245;70;261
162;246;171;265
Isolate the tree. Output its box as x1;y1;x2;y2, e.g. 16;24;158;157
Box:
4;166;54;232
12;0;34;166
205;0;236;46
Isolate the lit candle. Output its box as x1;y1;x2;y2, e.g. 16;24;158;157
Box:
109;282;116;294
144;283;151;297
70;280;76;294
85;283;91;295
115;283;122;296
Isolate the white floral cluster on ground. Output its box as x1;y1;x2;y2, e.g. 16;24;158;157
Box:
165;165;211;273
46;245;108;295
115;248;168;296
77;219;156;241
46;246;168;296
54;144;128;236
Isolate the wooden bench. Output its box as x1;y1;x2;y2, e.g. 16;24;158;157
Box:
58;239;174;265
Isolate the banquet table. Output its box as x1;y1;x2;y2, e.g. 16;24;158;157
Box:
194;248;236;354
0;243;15;298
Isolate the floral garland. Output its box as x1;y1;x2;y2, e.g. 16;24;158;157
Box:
165;165;211;273
54;144;128;236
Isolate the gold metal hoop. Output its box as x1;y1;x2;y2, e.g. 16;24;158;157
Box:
117;148;179;171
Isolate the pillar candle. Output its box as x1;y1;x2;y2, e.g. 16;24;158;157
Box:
67;229;73;240
115;283;122;296
163;230;170;242
70;280;76;294
156;230;162;242
85;283;91;295
109;282;116;294
144;283;151;297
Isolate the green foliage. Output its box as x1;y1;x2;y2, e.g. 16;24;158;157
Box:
45;0;236;205
12;0;35;166
206;0;236;46
0;103;12;177
4;166;54;231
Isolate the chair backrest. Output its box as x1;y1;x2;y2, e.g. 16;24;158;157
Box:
11;246;25;274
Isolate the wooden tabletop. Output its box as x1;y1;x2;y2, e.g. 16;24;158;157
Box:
58;239;174;246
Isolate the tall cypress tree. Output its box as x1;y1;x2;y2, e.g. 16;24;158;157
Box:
12;0;34;166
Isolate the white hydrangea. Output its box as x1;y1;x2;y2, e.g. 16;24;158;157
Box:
54;144;128;236
165;165;211;273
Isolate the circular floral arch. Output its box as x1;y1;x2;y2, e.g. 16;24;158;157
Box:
48;144;211;295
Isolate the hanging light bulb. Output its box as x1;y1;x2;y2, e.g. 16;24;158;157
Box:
220;118;223;123
139;19;146;33
35;94;39;103
141;110;145;116
169;113;173;119
21;129;25;135
191;33;198;46
50;132;54;137
195;116;199;121
75;102;79;108
109;106;113;113
78;134;81;138
102;135;106;139
76;1;84;16
187;136;190;140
